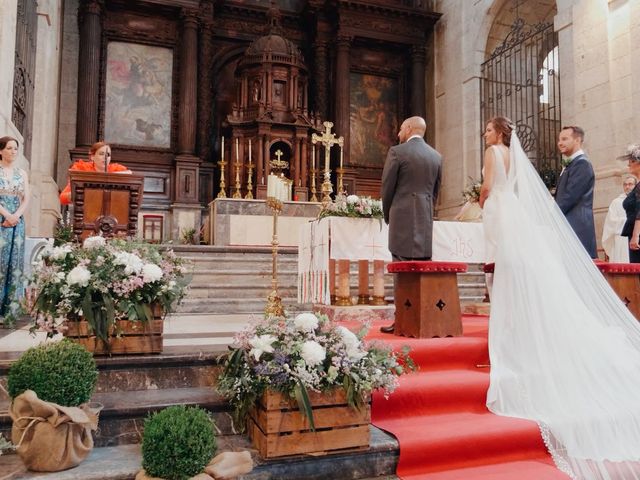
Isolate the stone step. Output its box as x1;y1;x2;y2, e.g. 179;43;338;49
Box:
0;426;398;480
176;298;310;314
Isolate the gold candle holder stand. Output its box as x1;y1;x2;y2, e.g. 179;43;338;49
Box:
232;161;242;199
245;164;254;199
265;196;285;317
217;160;227;198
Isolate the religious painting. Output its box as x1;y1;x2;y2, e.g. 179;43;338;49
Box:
105;41;173;148
349;73;398;167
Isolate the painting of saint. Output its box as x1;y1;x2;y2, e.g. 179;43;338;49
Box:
349;73;398;167
105;42;173;148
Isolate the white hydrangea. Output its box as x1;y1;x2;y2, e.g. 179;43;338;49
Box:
346;194;360;204
293;313;319;332
67;265;91;287
141;263;163;283
50;244;73;261
83;235;106;250
249;334;277;361
336;326;366;361
114;251;144;275
301;340;326;367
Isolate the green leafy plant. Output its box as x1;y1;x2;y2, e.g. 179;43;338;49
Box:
142;405;216;480
180;227;197;245
53;215;75;247
26;236;190;346
7;339;98;406
218;312;414;431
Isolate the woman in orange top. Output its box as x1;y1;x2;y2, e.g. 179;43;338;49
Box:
59;141;132;205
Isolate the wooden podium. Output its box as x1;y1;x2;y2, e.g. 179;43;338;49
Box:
70;171;143;239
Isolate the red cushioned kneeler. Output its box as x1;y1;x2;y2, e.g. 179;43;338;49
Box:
596;263;640;321
387;261;467;338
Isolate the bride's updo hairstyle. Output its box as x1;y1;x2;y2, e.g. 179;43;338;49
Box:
488;116;513;147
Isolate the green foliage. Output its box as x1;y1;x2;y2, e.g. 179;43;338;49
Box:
142;405;216;480
180;227;197;245
53;214;75;247
7;339;98;406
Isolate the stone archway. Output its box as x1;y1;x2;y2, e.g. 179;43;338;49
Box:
480;0;560;188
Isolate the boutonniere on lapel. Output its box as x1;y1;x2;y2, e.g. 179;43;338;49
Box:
561;156;573;168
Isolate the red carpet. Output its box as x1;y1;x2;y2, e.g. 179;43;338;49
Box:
363;315;570;480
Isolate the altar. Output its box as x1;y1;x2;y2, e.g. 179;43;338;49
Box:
298;218;485;305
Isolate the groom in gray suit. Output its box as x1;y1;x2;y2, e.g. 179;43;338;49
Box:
380;116;442;333
555;125;597;258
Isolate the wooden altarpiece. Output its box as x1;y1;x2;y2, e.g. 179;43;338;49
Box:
69;171;144;239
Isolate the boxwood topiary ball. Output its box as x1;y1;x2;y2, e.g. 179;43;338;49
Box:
142;405;217;480
7;339;98;407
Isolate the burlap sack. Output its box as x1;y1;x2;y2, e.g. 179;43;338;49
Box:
205;451;253;480
9;390;101;472
136;450;253;480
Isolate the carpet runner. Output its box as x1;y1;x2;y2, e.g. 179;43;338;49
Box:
365;315;570;480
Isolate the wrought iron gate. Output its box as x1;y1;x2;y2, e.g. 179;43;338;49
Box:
480;19;561;188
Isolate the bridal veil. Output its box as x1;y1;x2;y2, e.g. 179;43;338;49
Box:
486;130;640;479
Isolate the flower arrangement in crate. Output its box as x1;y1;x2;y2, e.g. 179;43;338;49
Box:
318;193;383;219
218;312;414;457
25;235;190;349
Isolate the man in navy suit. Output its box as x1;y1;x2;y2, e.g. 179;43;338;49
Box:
555;125;597;258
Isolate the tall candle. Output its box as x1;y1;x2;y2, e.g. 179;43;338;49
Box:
221;137;225;162
339;145;344;169
248;139;252;164
312;145;315;170
235;138;239;162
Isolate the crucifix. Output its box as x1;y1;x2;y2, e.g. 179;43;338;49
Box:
312;121;344;204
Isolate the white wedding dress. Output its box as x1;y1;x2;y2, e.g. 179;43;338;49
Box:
483;133;640;480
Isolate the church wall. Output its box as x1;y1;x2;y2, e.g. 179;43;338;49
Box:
0;0;64;238
55;0;80;190
29;0;65;237
434;0;640;256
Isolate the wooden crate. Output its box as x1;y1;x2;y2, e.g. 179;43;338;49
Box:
249;389;370;458
64;305;163;355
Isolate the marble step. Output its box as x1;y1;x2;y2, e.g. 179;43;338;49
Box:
0;426;398;480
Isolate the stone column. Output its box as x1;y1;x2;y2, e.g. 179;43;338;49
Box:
171;8;201;240
334;35;351;161
177;9;198;156
74;0;102;150
197;0;214;162
313;40;328;118
411;44;426;118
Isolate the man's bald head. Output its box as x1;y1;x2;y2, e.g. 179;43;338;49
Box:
398;116;426;143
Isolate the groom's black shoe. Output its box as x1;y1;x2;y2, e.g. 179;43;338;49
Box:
380;323;395;334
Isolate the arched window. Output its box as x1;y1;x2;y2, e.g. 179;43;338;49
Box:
539;46;559;104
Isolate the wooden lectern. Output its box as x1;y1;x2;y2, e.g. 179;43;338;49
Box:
69;171;144;239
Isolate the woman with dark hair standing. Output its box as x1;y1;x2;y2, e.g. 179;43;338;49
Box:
0;136;29;320
621;145;640;263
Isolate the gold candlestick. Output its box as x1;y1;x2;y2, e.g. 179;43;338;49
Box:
232;160;242;198
265;196;285;318
217;160;227;198
337;167;345;195
309;166;318;202
245;163;254;199
217;136;227;198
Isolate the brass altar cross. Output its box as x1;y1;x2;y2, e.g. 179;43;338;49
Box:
312;121;344;204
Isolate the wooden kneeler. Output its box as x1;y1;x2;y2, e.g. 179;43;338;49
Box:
388;261;467;338
596;262;640;321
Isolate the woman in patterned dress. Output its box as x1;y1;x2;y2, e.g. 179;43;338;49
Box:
0;136;30;320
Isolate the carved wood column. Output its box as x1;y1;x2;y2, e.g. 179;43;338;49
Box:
197;1;214;162
75;0;102;149
174;8;200;205
313;41;328;118
411;44;426;118
335;35;351;162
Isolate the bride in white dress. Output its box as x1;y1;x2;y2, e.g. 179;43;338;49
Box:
479;116;640;480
